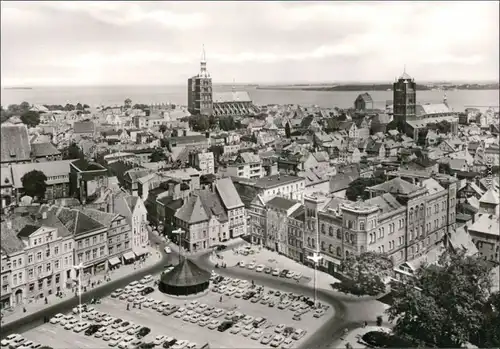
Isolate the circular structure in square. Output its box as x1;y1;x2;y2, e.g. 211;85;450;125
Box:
159;257;210;296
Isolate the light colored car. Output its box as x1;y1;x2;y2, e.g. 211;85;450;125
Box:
64;318;79;330
242;315;254;325
140;275;153;284
126;324;141;335
1;335;21;347
217;285;227;293
293;272;302;280
292;329;306;340
278;301;291;309
241;324;255;337
59;315;74;326
238;261;246;268
49;313;64;324
189;314;201;323
197;316;210;327
229;324;242;334
85;310;98;320
117;335;135;349
172;340;189;349
281;338;295;349
234;289;246;298
73;321;91;333
239;280;250;288
260;295;271;304
72;304;87;314
118;323;133;333
95;326;109;338
212;308;224;318
260;333;274;345
187;300;199;310
153;335;167;346
255;264;265;272
207;320;220;330
231;279;241;286
129;281;139;287
286;271;295;278
225;287;237;296
119;293;129;300
272;268;280;276
185;343;197;349
274;324;286;334
103;329;117;341
313;309;325;318
111;289;124;298
108;334;123;347
247;262;256;270
270;335;285;348
249;328;262;340
224;310;235;320
101;317;115;327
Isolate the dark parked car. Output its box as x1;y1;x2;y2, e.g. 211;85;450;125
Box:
162;338;177;348
136;327;151;338
213;276;224;284
215;245;227;251
84;324;102;336
140;287;155;296
217;321;233;332
280;269;289;277
113;318;123;325
138;343;155;349
242;291;255;300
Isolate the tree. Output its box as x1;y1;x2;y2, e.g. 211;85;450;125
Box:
20;110;40;127
473;291;500;347
338;251;392;296
159;124;167;133
149;148;167;163
346;175;386;201
19;101;30;111
83;104;90;109
190;115;209;132
21;170;47;200
64;103;75;111
63;143;84;160
219;116;236;131
208;115;217;129
124;98;132;109
285;122;291;138
76;103;83;111
386;250;495;348
417;129;428;146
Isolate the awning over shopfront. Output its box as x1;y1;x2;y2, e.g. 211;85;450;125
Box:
108;257;121;266
123;251;136;261
321;254;341;265
133;247;149;257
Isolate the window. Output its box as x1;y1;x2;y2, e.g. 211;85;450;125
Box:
54;246;59;255
28;268;34;278
37;266;42;275
336;246;341;256
85;251;91;260
93;236;97;245
329;227;333;236
92;249;97;259
46;248;50;258
321;224;325;234
28;254;33;263
46;263;51;272
36;252;42;261
336;229;341;239
100;246;105;256
321;241;325;250
360;222;365;230
54;260;60;270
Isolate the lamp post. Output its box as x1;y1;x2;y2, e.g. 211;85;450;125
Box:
307;252;323;308
71;263;84;323
172;228;185;263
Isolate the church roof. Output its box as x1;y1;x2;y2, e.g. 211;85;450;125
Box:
399;72;412;80
479;187;500;205
160;258;210;287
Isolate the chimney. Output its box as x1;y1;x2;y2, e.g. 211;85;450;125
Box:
183;130;187;137
42;211;47;220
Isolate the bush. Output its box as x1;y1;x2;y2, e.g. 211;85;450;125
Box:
332;277;385;296
362;331;418;348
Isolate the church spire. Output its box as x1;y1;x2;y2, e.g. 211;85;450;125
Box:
199;44;209;78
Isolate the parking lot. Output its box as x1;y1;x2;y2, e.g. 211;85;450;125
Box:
16;271;333;349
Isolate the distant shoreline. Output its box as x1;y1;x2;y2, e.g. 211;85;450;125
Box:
4;87;33;90
257;84;499;92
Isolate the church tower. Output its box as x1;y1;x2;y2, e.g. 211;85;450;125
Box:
392;67;417;131
187;45;213;116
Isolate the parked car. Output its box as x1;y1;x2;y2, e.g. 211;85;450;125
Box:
140;275;153;284
108;334;123;347
18;341;37;349
252;317;267;328
140;287;155;296
217;321;233;332
292;329;306;340
270;335;285;347
127;324;142;335
59;315;74;326
207;320;220;330
274;324;286;334
271;268;280;276
111;318;124;329
260;333;274;345
247;263;256;270
1;335;21;348
279;269;289;278
111;289;124;298
171;340;189;349
64;318;79;330
250;329;264;340
241;324;255;337
74;321;91;333
8;336;26;349
86;324;103;336
264;267;272;274
136;327;151;338
293;272;302;280
103;329;117;341
281;337;295;349
313;309;325;318
162;337;177;348
255;264;265;272
49;313;64;324
229;324;242;334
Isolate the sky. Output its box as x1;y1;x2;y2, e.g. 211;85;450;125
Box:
1;1;499;87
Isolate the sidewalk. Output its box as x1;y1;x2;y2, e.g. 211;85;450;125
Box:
211;243;341;292
1;246;162;326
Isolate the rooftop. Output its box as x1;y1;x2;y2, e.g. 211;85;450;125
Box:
266;196;298;211
368;177;423;196
215;177;244;210
1;124;31;163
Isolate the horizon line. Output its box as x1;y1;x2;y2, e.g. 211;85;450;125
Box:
3;79;499;89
